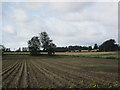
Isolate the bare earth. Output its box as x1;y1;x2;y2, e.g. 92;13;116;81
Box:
2;54;118;88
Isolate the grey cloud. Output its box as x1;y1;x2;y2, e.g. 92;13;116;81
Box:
2;2;118;49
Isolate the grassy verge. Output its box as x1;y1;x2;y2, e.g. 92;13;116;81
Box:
52;53;119;60
78;53;119;60
2;53;119;60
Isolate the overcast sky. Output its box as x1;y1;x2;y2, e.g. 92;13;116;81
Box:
2;2;118;50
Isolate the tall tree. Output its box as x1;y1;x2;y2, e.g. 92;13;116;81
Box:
0;45;5;55
16;48;21;52
88;46;92;51
93;44;99;49
39;32;56;55
5;48;11;52
39;32;52;51
28;36;41;55
47;43;56;55
99;39;118;51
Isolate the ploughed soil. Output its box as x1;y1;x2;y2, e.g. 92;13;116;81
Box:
2;55;118;88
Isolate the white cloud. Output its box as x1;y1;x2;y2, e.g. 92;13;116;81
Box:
58;2;118;27
89;3;118;27
9;8;28;22
47;2;81;12
12;2;45;11
23;2;45;11
59;12;88;21
2;2;118;49
45;17;78;36
3;25;15;34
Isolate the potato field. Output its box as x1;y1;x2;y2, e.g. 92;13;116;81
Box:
2;54;119;88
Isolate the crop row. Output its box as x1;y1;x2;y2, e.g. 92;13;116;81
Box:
2;57;118;88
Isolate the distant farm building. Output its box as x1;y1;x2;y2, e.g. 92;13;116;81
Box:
90;49;99;52
81;50;89;52
70;50;81;52
70;49;99;52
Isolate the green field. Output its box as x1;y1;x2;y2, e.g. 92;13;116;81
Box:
2;53;119;88
3;51;119;60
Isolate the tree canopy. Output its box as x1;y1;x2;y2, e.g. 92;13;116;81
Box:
39;32;56;55
39;32;52;51
28;36;41;55
0;45;5;55
99;39;118;51
47;43;56;55
93;44;99;49
28;32;56;55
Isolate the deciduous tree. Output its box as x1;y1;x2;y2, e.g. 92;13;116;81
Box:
28;36;41;55
93;44;99;49
39;32;52;51
99;39;118;51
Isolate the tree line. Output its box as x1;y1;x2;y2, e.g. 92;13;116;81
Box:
0;32;119;55
55;45;96;52
55;39;119;52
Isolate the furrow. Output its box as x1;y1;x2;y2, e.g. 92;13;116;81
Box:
3;61;22;88
2;60;19;76
26;60;39;88
2;60;21;81
31;60;71;87
7;61;23;88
